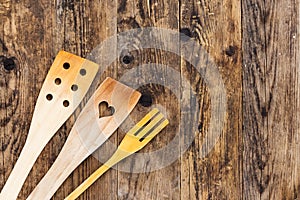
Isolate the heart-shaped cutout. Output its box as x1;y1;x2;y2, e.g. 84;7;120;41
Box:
98;101;115;118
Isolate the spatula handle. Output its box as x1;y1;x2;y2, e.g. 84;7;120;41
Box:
0;139;44;200
26;132;89;200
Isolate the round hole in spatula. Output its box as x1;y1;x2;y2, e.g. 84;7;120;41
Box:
46;94;53;101
63;100;70;107
71;84;78;91
55;78;61;85
80;69;86;76
98;101;115;118
63;62;70;69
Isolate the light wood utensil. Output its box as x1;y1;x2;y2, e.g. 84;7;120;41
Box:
65;108;169;200
26;77;141;200
0;51;99;200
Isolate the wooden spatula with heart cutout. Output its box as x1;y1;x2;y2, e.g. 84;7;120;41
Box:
26;77;141;200
0;51;99;200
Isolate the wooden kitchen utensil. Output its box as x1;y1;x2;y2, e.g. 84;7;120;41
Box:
0;51;99;200
65;108;169;200
26;77;141;200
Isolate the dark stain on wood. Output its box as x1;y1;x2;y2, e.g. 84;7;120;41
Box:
138;93;153;108
197;122;203;132
118;17;141;30
2;57;17;71
225;45;237;57
179;28;193;40
137;0;146;20
118;0;127;13
0;40;8;52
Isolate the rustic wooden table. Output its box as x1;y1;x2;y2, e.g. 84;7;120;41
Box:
0;0;299;199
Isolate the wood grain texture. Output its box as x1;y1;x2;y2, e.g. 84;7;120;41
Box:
115;0;181;200
180;0;242;199
0;0;299;199
242;0;300;199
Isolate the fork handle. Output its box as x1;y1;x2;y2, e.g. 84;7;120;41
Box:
65;150;131;200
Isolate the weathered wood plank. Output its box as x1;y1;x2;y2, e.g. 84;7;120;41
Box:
0;1;58;199
242;0;300;199
115;0;181;199
179;0;242;199
46;1;119;199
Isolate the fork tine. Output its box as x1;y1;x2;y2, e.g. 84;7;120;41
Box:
135;113;165;138
140;119;169;143
126;108;159;136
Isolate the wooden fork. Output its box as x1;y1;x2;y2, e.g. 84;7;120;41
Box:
64;108;169;200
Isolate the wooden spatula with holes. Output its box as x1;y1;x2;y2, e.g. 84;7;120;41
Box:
26;77;141;200
0;51;99;200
